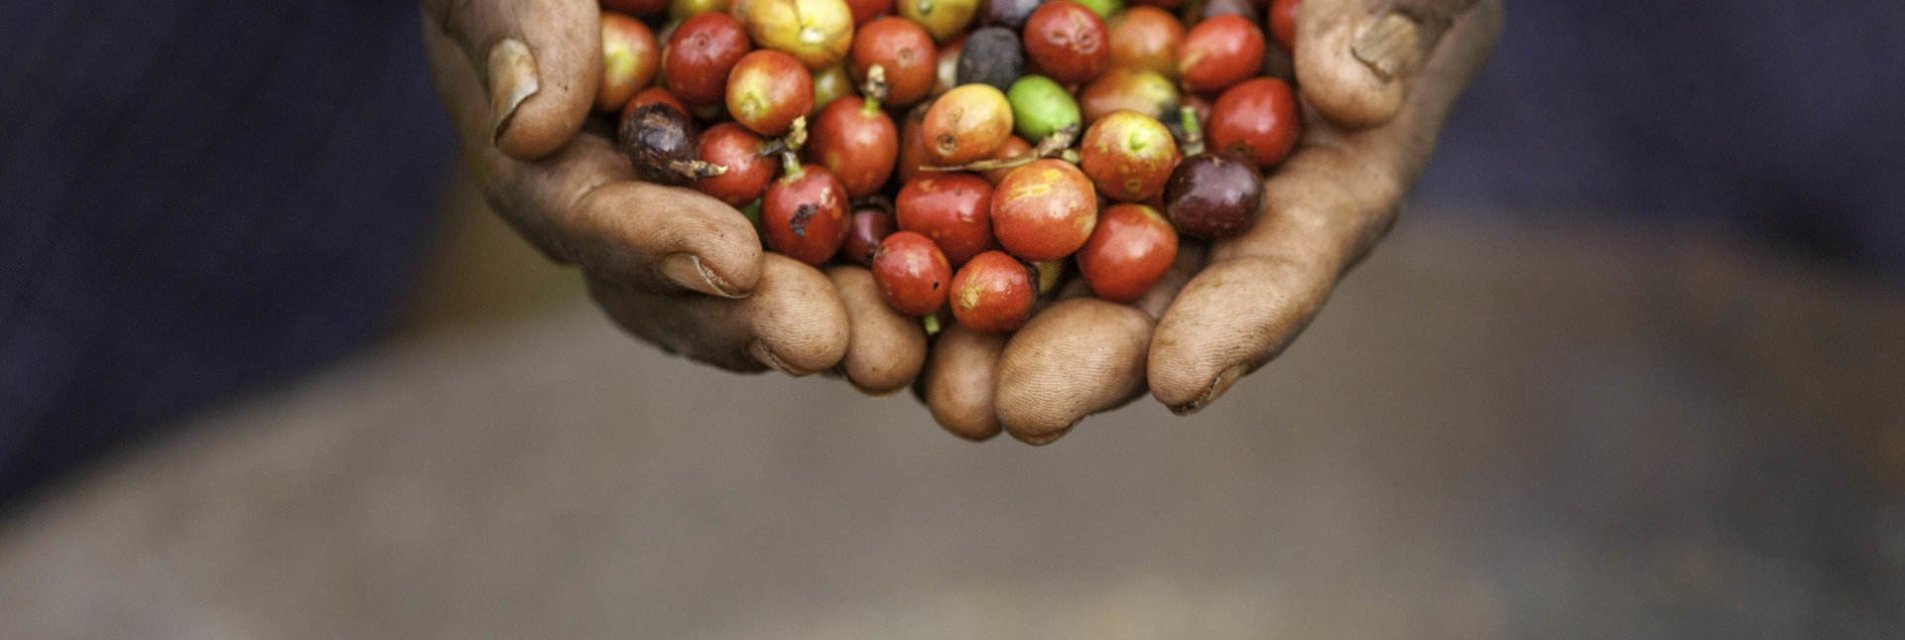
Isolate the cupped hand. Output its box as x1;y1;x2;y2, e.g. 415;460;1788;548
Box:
919;0;1505;443
422;0;928;385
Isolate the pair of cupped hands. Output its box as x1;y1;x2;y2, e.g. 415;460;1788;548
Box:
424;0;1502;443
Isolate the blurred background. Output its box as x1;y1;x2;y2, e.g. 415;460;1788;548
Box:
2;1;1902;637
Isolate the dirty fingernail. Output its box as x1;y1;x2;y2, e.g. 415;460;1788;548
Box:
661;253;745;298
1171;363;1247;416
1352;12;1422;82
749;340;806;376
487;38;539;144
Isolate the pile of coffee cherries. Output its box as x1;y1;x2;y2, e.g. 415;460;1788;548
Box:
599;0;1302;333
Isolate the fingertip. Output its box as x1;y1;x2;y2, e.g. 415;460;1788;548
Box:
593;182;766;296
924;325;1006;442
662;188;767;296
995;299;1151;443
827;267;929;395
1162;363;1247;416
490;3;603;159
1294;2;1408;128
747;255;850;375
1147;256;1316;410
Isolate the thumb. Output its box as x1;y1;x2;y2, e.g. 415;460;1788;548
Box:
423;0;601;159
1293;0;1489;128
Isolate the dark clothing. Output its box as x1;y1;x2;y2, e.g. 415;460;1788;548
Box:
0;1;454;504
1418;1;1905;277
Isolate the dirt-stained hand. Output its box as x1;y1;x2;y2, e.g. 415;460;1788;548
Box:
920;0;1504;442
423;0;926;384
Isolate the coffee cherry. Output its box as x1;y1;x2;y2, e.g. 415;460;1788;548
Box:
1079;110;1181;202
810;96;900;198
992;159;1097;260
762;163;853;265
841;203;897;266
811;63;855;113
981;0;1042;29
1178;15;1265;94
1269;0;1300;52
846;0;894;25
694;123;777;206
662;12;751;106
623;87;689;120
1077;67;1178;123
872;230;954;315
1005;75;1082;141
955;26;1025;91
599;12;661;113
619;102;702;186
1107;5;1181;78
1077;203;1177;303
896;172;995;265
726;49;814;136
897;101;934;180
742;0;855;69
1163;153;1263;240
851;17;939;107
921;84;1015;164
899;0;980;41
1208;76;1300;169
949;250;1036;332
1022;1;1111;85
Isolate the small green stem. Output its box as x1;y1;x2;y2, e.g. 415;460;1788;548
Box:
1178;106;1205;156
861;65;888;114
780;149;803;178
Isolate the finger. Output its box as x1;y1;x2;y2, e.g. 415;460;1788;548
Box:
827;267;929;395
995;299;1154;445
427;20;763;297
588;254;850;375
1150;0;1501;413
922;324;1007;441
423;0;600;159
1294;0;1497;128
989;248;1203;444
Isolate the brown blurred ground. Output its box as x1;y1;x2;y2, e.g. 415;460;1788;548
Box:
1;190;1901;639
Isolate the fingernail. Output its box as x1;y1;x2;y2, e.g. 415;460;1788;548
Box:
749;340;806;376
486;38;539;144
660;253;745;298
1170;363;1247;416
1352;12;1422;82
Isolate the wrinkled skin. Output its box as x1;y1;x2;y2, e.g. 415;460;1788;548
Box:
421;0;1502;441
422;0;922;388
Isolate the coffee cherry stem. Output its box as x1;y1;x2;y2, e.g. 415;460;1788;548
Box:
670;159;730;179
862;64;889;114
1178;106;1206;156
779;148;805;179
757;115;811;158
919;123;1080;173
922;313;943;336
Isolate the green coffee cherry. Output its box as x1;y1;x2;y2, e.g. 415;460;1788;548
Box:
1072;0;1124;19
1007;75;1081;142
